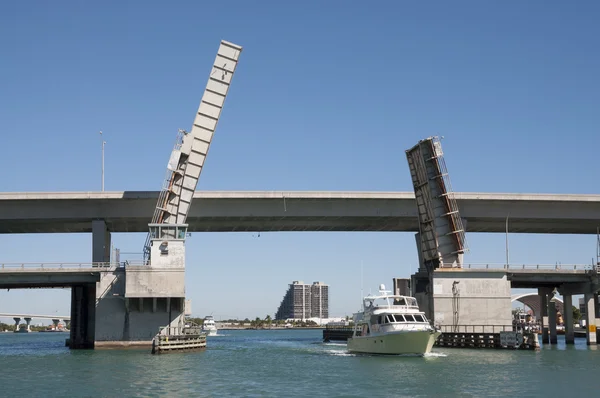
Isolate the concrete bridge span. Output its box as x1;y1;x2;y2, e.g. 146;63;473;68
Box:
1;191;600;234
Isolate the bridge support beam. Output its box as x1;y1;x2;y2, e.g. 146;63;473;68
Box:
563;294;574;344
24;317;32;332
92;220;111;264
13;317;20;331
538;288;550;344
70;283;96;349
584;293;597;345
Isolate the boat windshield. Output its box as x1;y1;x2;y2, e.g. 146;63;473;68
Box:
364;295;419;309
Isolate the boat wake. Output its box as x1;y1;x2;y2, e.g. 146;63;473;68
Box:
423;351;447;358
323;349;356;357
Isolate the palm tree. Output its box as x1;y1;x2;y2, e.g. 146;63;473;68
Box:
264;315;272;329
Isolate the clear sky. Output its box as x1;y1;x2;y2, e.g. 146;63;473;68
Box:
1;0;599;322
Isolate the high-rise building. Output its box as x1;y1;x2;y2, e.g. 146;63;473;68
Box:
275;281;329;320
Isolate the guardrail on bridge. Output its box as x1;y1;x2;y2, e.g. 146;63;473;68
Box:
461;263;594;271
0;261;145;270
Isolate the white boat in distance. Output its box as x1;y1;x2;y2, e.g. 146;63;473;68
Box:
347;284;441;355
202;316;218;336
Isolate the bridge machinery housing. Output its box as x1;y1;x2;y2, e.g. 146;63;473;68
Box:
406;137;513;333
95;40;243;346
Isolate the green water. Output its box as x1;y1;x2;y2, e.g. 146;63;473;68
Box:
0;330;598;397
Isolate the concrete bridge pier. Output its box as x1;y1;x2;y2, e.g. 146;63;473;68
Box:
538;288;550;344
13;317;20;331
70;283;96;349
548;297;558;344
563;294;575;344
52;319;60;329
92;220;111;264
584;292;597;345
24;317;32;332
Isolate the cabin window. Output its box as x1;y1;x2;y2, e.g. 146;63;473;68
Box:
413;314;425;322
404;314;416;322
394;315;406;323
385;315;394;323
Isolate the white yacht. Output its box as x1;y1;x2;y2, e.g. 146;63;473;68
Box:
347;284;441;355
201;316;218;336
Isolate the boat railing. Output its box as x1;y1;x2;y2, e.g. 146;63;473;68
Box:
158;321;203;337
325;323;352;330
438;324;514;334
370;303;420;310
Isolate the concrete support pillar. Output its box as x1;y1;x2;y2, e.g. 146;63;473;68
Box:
596;293;600;342
538;288;550;344
548;298;557;345
563;294;574;344
52;319;60;329
92;220;111;264
70;283;97;349
13;317;20;331
584;293;597;345
24;317;32;332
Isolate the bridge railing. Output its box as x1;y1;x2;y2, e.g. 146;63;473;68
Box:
461;263;594;271
0;261;146;270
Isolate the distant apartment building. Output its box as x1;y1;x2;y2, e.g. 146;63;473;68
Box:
275;281;329;320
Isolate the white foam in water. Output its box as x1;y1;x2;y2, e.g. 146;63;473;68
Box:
324;349;356;357
322;342;347;347
424;351;447;358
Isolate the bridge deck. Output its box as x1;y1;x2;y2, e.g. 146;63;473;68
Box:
0;264;105;289
1;191;600;234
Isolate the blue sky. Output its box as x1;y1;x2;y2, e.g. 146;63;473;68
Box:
1;1;599;322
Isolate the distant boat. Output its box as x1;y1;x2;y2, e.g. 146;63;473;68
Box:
347;284;440;355
201;316;218;336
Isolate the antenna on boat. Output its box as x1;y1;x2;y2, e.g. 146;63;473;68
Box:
360;260;364;309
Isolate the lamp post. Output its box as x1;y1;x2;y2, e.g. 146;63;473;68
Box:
505;214;509;268
99;131;105;191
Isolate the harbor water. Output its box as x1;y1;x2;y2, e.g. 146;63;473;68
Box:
1;329;598;397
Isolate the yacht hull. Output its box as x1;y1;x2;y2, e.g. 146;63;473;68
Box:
347;330;440;355
203;328;217;336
